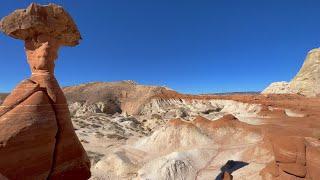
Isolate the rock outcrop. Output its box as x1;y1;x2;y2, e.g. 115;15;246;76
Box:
261;81;294;94
263;48;320;97
0;3;90;179
63;81;175;115
261;136;320;179
289;48;320;97
0;3;81;46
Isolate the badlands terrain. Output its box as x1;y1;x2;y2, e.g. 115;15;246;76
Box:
0;2;319;180
61;48;320;180
0;49;319;180
66;83;320;180
1;48;320;180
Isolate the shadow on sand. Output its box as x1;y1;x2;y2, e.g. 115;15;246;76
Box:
215;160;249;180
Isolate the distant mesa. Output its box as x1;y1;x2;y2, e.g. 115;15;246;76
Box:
63;80;176;115
262;48;320;97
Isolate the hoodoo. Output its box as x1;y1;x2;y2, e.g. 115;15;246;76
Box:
0;3;90;179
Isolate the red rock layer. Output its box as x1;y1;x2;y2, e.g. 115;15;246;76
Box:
0;77;91;179
260;136;320;179
0;81;57;179
36;75;91;179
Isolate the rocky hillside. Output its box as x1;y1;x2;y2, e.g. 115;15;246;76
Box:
63;80;177;116
263;48;320;97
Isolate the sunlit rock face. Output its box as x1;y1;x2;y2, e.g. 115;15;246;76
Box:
261;81;294;94
289;48;320;97
63;80;174;115
0;3;81;46
0;3;90;179
261;136;320;179
262;48;320;97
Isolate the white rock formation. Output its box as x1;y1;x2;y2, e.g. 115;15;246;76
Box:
289;48;320;97
261;81;295;94
89;115;270;180
262;48;320;97
136;150;210;180
140;99;262;124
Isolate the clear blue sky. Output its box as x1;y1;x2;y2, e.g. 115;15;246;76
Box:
1;0;319;94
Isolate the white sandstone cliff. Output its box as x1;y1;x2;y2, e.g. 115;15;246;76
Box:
262;48;320;97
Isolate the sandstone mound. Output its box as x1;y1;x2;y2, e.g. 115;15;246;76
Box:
263;48;320;97
133;118;215;155
92;115;269;179
261;81;294;94
63;80;175;115
193;115;262;145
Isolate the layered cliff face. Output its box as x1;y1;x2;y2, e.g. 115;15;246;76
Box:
263;48;320;97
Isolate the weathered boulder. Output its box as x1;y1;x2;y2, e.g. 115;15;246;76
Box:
0;3;81;46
